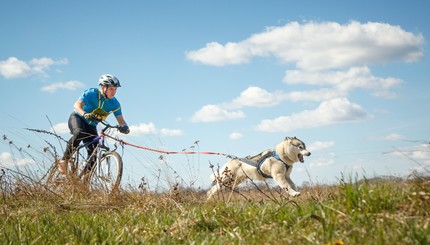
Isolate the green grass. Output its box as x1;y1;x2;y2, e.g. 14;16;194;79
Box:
1;174;429;244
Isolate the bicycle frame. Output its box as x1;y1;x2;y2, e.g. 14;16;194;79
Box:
71;122;119;176
46;121;123;193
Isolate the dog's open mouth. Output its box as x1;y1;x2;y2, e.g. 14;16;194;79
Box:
298;153;304;163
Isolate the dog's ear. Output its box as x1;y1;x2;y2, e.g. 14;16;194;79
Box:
285;136;291;140
293;136;297;139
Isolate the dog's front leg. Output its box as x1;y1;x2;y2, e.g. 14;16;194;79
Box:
285;176;300;197
273;174;300;197
207;183;220;200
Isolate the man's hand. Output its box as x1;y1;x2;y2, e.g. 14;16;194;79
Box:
119;125;130;134
83;113;99;122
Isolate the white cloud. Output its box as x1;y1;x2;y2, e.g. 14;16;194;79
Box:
284;66;403;100
0;152;13;163
186;42;251;66
308;141;335;152
187;21;418;130
287;88;347;102
388;144;430;174
390;144;430;161
49;121;183;138
385;133;405;141
0;57;31;79
51;122;70;134
191;104;245;122
129;122;182;137
191;86;287;123
0;57;68;79
256;98;368;132
130;123;157;135
30;57;67;73
41;80;85;93
0;152;34;168
186;21;423;70
226;86;287;108
229;132;243;140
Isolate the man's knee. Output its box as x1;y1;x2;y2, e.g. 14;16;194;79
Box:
71;128;85;137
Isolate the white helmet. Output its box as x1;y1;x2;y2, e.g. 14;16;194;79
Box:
98;74;121;87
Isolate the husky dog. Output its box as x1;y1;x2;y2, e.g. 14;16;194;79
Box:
207;137;311;200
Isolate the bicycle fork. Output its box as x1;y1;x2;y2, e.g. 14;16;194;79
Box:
80;147;100;178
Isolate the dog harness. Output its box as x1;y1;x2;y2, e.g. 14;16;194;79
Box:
255;150;290;179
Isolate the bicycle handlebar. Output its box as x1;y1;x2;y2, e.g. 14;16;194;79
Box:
99;120;122;133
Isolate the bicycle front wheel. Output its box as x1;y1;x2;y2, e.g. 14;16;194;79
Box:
87;151;123;194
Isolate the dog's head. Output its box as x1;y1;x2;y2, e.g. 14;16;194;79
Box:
282;136;311;163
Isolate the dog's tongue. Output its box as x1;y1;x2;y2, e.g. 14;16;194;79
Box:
299;154;304;163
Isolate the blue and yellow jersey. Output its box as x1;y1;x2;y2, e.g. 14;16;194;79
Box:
75;88;122;126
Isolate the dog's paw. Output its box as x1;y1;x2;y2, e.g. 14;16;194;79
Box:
289;190;301;197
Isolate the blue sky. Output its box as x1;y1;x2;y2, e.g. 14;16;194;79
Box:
1;1;429;190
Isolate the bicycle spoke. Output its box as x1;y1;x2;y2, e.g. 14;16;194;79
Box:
44;122;124;195
87;151;123;193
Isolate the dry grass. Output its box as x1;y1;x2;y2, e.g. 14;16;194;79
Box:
1;166;429;244
1;131;429;244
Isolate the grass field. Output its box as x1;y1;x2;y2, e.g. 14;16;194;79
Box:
1;168;429;244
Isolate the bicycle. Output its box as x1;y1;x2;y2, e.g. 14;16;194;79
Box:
46;120;124;194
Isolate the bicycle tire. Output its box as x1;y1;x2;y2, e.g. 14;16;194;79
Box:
45;160;77;191
87;151;123;193
45;163;61;186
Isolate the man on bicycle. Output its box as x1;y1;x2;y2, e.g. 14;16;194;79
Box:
58;74;130;173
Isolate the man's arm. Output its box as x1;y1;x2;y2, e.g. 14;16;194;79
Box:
115;114;127;127
73;99;86;116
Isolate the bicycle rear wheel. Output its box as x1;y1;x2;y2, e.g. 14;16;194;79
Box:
87;151;123;193
45;159;80;191
45;162;63;189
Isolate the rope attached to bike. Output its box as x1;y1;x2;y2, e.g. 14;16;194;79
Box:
104;134;234;158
